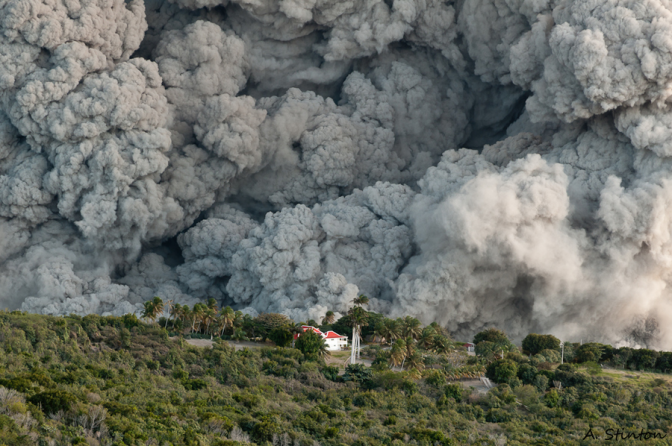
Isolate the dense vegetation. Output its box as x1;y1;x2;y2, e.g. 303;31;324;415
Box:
1;311;672;445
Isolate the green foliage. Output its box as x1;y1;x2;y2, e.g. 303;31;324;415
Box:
521;333;561;355
574;342;605;363
28;390;76;415
486;359;518;383
343;363;373;388
2;311;672;446
295;329;328;360
473;328;510;345
443;383;463;402
268;327;293;347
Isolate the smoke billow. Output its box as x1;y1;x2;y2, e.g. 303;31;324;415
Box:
2;0;672;347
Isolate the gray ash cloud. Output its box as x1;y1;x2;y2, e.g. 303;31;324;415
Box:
2;0;672;348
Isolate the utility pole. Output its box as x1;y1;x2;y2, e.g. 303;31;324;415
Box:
560;341;564;364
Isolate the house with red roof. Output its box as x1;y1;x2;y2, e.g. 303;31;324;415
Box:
293;325;348;351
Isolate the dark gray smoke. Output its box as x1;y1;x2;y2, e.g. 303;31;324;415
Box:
2;0;672;348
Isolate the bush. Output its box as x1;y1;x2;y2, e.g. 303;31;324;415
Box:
295;329;326;360
425;370;446;387
486;359;518;384
544;389;560;408
28;390;76;415
269;328;293;347
343;363;372;387
444;383;463;402
320;365;340;382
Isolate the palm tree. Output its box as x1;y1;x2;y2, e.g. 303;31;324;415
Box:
353;295;369;307
348;305;369;363
220;306;235;335
406;351;425;373
432;335;452;355
401;316;422;340
203;308;216;336
163;300;174;329
389;339;406;371
192;304;206;333
321;311;335;325
231;327;247;341
151;297;165;324
429;322;450;339
373;320;388;344
182;306;193;333
170;303;181;329
405;336;416;358
142;301;156;324
387;319;402;343
207;298;219;313
418;326;437;350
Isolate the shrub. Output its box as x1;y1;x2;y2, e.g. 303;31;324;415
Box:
28;390;76;415
444;383;463;402
486;359;518;384
544;389;560;408
269;328;293;347
343;363;372;387
425;370;446;387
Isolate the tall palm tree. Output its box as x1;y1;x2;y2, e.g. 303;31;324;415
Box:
203;308;216;336
207;298;219;313
182;306;193;333
321;311;335;325
170;303;181;329
386;319;401;343
151;297;165;324
429;322;450;339
432;335;451;355
220;306;235;335
373;320;388;344
418;326;437;350
353;295;369;307
192;304;206;333
142;301;156;325
405;336;416;358
401;316;422;340
389;339;406;371
406;351;425;373
163;300;174;329
348;305;369;362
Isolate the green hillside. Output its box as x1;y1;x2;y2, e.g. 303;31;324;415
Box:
0;311;671;445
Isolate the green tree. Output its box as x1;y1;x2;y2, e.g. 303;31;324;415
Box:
522;333;561;355
474;328;510;345
295;329;329;360
575;343;604;363
389;339;406;370
269;327;293;347
343;363;373;386
219;306;235;335
321;310;335;325
486;359;518;383
401;316;422;340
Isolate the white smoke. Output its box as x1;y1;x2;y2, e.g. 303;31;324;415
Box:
2;0;672;348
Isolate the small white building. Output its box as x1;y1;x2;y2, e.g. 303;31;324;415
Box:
322;330;349;351
294;326;349;351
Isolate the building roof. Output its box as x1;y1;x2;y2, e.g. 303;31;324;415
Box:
293;326;346;341
323;331;347;339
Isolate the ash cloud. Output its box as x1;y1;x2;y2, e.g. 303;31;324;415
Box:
2;0;672;348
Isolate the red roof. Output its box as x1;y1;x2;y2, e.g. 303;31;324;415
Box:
293;326;346;340
293;325;323;340
323;331;347;339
